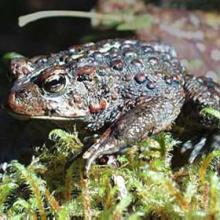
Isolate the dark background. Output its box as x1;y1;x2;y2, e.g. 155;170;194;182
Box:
1;0;220;56
0;0;97;56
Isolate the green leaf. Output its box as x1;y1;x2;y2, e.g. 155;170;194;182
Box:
3;52;24;60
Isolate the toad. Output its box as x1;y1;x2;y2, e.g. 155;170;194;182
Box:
7;39;220;175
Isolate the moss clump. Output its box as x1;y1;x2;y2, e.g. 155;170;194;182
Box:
1;128;220;219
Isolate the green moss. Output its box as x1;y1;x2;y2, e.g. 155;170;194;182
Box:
0;127;220;219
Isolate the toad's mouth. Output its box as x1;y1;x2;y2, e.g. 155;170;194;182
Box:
7;109;84;121
7;91;87;121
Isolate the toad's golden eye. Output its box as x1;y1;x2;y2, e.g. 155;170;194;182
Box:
43;75;66;94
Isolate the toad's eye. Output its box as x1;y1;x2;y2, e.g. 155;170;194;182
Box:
43;75;66;94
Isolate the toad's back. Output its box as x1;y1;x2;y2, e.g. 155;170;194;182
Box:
71;39;185;99
70;39;186;121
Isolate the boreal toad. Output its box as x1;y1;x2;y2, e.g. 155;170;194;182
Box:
7;39;220;175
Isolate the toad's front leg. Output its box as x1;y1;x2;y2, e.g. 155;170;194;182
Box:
83;96;184;176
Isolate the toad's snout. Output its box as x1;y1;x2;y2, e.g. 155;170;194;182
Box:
7;85;46;117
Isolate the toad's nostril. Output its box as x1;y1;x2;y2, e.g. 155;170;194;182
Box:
15;89;28;99
7;90;27;109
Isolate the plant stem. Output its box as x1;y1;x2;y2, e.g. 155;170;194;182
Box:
80;162;92;220
18;10;134;27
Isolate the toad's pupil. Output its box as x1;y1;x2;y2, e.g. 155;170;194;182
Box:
43;75;66;93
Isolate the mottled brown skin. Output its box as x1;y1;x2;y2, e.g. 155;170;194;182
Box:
7;39;220;175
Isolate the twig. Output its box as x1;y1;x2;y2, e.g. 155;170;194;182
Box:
18;10;134;27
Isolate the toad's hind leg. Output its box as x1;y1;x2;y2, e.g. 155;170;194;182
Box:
83;96;183;176
173;74;220;163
